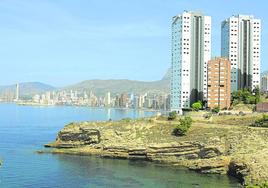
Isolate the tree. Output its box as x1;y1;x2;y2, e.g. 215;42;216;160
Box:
173;117;193;136
192;101;202;111
242;89;251;103
231;88;260;105
246;96;257;104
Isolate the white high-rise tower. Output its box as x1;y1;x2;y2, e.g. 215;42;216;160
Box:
221;15;261;91
105;92;111;106
170;11;211;113
15;83;20;101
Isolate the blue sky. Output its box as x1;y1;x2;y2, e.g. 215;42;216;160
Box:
0;0;267;86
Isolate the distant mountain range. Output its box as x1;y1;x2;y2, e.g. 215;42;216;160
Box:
63;79;169;96
0;82;56;99
63;68;171;96
0;69;171;98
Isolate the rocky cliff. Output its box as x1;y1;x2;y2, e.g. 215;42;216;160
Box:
45;114;268;187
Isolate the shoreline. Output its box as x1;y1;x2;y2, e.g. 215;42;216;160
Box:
0;102;164;113
44;114;268;187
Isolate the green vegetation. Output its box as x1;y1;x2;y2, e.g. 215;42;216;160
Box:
50;113;268;187
232;88;260;106
230;103;256;112
121;118;132;122
246;182;268;188
168;111;177;121
211;106;220;114
252;114;268;128
192;101;202;111
173;117;193;136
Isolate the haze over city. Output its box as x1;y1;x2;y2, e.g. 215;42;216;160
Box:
0;0;267;86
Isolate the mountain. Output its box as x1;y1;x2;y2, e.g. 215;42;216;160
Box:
62;69;171;96
63;78;169;96
0;69;171;98
162;67;171;81
0;82;56;99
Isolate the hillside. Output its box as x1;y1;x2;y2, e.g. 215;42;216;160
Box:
63;78;169;95
0;68;171;98
61;68;170;95
0;82;55;99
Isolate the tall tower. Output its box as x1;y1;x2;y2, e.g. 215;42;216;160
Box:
15;83;20;101
261;75;268;92
170;11;211;113
221;15;261;91
105;92;111;106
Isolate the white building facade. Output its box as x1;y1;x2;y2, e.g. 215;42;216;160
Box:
261;75;268;92
105;92;111;106
170;11;211;113
221;15;261;92
15;83;20;101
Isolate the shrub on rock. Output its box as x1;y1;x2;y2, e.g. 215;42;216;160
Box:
168;111;177;121
252;114;268;127
212;106;220;114
192;101;202;111
173;117;193;136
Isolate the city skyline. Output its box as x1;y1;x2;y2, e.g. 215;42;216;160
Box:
7;87;171;111
0;0;267;86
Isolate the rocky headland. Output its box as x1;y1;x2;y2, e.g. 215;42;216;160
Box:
45;114;268;187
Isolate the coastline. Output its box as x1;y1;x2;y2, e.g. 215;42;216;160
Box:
44;114;268;187
10;102;162;112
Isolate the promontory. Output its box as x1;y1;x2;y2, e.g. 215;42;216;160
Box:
45;113;268;188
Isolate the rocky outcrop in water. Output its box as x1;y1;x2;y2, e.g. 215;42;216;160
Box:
45;115;268;187
53;127;100;148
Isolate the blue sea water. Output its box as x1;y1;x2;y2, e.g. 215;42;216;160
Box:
0;104;241;188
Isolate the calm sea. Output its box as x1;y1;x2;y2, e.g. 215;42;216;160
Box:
0;104;241;188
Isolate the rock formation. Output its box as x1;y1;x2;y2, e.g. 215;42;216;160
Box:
45;115;268;187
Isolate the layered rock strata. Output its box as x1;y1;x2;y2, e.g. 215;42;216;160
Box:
45;115;268;187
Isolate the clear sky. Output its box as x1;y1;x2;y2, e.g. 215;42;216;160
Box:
0;0;267;86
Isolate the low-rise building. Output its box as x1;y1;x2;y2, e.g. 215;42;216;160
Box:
256;102;268;112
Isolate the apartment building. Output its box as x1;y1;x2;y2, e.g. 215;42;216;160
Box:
170;11;211;113
221;15;261;92
261;75;268;92
207;57;231;109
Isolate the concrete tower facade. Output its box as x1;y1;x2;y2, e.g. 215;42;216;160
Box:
261;75;268;92
15;83;20;101
221;15;261;91
170;11;211;113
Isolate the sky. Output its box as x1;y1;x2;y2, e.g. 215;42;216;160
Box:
0;0;267;87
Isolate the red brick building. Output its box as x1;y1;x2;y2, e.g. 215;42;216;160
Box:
207;57;231;109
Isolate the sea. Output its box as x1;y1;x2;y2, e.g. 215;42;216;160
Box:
0;104;241;188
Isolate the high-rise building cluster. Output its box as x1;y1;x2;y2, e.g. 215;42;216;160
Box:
171;11;261;113
0;83;20;102
30;90;170;111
